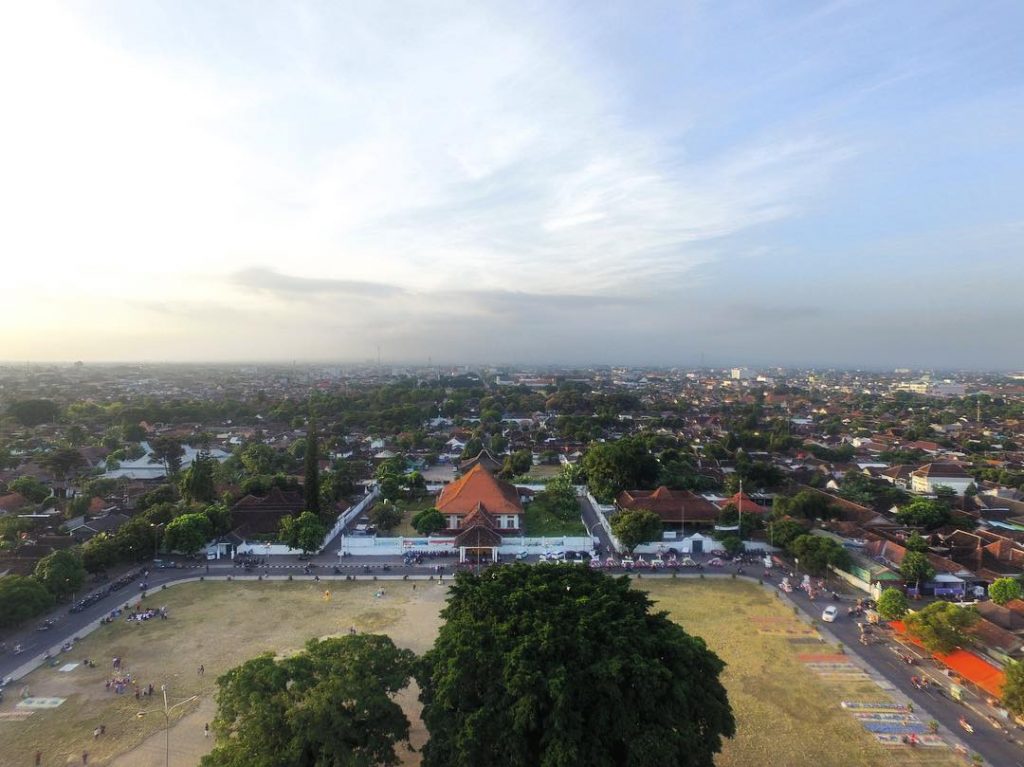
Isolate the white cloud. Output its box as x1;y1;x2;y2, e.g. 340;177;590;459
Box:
0;1;856;360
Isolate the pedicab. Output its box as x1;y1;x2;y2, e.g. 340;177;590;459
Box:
679;556;698;568
635;556;650;570
621;556;634;571
651;556;665;570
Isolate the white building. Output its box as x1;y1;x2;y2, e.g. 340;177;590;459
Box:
909;462;974;495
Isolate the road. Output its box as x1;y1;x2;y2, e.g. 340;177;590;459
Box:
578;493;614;552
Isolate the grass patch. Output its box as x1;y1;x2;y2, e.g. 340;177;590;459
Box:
373;497;435;537
523;502;585;536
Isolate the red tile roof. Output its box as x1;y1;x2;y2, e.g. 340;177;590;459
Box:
617;487;720;523
436;464;522;517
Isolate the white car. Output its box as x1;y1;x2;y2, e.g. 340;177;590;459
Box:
822;606;838;623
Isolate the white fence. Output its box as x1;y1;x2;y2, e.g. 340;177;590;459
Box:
337;535;597;557
586;491;624;553
321;486;380;552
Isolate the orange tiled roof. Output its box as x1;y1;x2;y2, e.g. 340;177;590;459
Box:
436;464;522;517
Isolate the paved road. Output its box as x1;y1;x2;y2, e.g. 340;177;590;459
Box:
578;494;614;552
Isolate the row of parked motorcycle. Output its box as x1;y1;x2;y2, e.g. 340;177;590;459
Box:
68;568;146;614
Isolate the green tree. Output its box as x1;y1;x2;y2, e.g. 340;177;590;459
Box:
201;634;415;767
379;474;401;502
418;564;735;767
150;437;185;476
81;533;120;573
610;508;663;554
7;398;60;426
203;502;234;537
164;513;213;556
240;443;275;477
10;476;50;504
895;498;950;530
502;449;533;478
766;519;807;549
582;437;660;503
180;450;217;504
788;535;852;576
34;549;86;600
900;551;936;592
0;575;54;628
279;511;325;555
369;502;402;533
304;415;322;521
877;587;909;620
1002;660;1024;717
718;534;744;557
773;490;837;521
412;508;446;536
988;577;1023;606
905;532;929;552
904;601;978;654
40;447;87;486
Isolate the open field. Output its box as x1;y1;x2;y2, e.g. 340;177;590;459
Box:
0;577;961;767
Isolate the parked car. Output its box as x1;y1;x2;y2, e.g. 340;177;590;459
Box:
822;606;839;623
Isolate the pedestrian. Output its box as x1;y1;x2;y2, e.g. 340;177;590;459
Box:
204;722;210;738
93;727;100;739
100;725;105;736
82;751;88;765
35;751;42;766
198;664;204;676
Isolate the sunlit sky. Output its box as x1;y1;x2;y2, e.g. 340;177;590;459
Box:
1;1;1022;368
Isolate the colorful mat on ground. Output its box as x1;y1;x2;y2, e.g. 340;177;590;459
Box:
874;733;947;747
16;697;65;709
841;701;909;712
0;710;35;720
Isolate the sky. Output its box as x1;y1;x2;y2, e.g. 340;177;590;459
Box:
1;1;1022;369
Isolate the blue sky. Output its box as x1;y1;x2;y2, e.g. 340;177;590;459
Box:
1;1;1022;367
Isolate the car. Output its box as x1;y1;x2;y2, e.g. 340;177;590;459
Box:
514;550;529;560
822;606;839;623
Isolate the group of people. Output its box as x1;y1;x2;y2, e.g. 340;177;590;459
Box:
125;606;169;623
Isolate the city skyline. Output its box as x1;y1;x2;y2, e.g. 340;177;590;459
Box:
2;1;1022;367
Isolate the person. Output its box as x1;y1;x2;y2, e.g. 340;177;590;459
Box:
204;722;210;738
35;751;41;766
198;664;204;676
82;752;88;765
93;727;100;739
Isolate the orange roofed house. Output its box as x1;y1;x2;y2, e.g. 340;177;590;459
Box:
435;464;524;534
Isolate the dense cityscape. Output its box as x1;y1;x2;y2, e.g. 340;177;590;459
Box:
2;362;1024;764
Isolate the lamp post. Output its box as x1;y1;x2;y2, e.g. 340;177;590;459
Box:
137;686;199;767
150;523;165;560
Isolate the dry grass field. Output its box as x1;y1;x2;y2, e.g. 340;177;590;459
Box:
0;576;961;767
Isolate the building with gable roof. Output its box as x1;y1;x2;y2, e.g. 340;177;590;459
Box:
435;463;523;533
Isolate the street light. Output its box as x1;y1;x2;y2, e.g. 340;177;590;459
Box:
150;522;165;560
136;685;199;767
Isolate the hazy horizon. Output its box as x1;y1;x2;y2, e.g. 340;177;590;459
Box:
2;2;1022;368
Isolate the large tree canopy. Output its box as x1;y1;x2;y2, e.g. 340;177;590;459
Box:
609;508;663;554
418;564;735;767
0;575;54;628
582;437;660;503
904;602;978;654
34;548;86;600
202;634;415;767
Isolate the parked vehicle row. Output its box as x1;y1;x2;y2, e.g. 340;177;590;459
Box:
69;569;146;614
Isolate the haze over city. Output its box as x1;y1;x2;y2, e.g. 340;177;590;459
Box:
1;1;1022;367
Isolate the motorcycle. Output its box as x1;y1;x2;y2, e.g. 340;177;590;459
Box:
959;717;974;735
